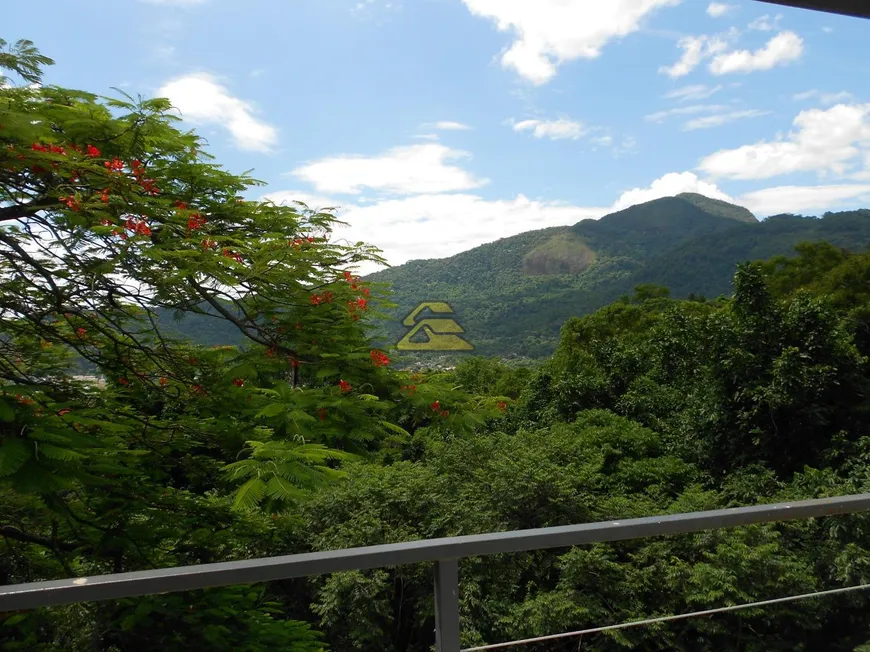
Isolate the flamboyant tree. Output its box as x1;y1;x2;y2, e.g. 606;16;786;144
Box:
0;38;508;650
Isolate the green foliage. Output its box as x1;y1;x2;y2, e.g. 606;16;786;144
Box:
0;37;499;649
4;36;870;652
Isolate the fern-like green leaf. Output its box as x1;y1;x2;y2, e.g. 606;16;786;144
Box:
0;438;30;477
379;421;410;437
266;475;304;501
232;476;266;511
36;443;85;462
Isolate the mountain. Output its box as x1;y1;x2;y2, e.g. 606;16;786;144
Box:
366;196;870;361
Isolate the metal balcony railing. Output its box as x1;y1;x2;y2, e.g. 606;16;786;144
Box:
1;494;870;650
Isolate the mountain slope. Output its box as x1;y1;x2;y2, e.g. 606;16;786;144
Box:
366;196;870;360
676;192;758;223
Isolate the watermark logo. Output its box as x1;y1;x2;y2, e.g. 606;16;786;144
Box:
396;302;473;351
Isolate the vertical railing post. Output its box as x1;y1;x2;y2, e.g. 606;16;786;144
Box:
434;558;461;652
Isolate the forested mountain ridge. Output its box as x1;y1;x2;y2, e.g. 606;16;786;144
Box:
366;197;870;360
139;199;870;366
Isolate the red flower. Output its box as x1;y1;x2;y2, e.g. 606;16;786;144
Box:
59;196;80;211
140;178;160;196
75;327;87;338
175;200;188;210
187;213;206;230
104;158;123;172
441;410;450;418
221;248;243;263
100;188;110;203
191;384;206;396
124;217;151;237
431;401;440;412
201;238;217;249
343;271;353;282
31;165;46;175
118;378;129;386
355;297;368;311
86;144;100;158
362;287;371;297
266;348;276;358
31;143;47;152
318;408;327;421
57;408;72;416
233;378;244;387
497;401;508;412
370;350;390;367
49;145;66;155
159;377;169;386
339;379;352;393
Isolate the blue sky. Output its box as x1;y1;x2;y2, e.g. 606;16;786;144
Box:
7;0;870;271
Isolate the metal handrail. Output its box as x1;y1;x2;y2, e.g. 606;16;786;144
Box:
2;493;870;651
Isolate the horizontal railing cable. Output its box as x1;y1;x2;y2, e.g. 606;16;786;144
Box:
461;582;870;651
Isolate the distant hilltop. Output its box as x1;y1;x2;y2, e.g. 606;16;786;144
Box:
365;196;869;360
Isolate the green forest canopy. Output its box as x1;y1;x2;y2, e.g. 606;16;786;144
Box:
1;38;870;652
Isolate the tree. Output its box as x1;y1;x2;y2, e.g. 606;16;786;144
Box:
0;36;508;650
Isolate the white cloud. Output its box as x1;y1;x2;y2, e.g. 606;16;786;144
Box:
747;14;782;31
264;190;343;213
709;31;803;75
659;31;734;78
268;170;738;271
738;184;870;215
645;104;729;123
793;90;854;105
707;2;733;18
431;121;472;130
157;73;277;152
461;0;681;84
289;143;488;195
683;109;770;131
265;190;609;273
664;84;723;101
513;117;587;140
611;171;732;211
660;36;707;78
615;135;638;157
699;103;870;180
413;133;440;141
267;168;870;273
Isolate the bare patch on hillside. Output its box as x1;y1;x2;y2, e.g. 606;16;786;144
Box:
523;233;597;276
